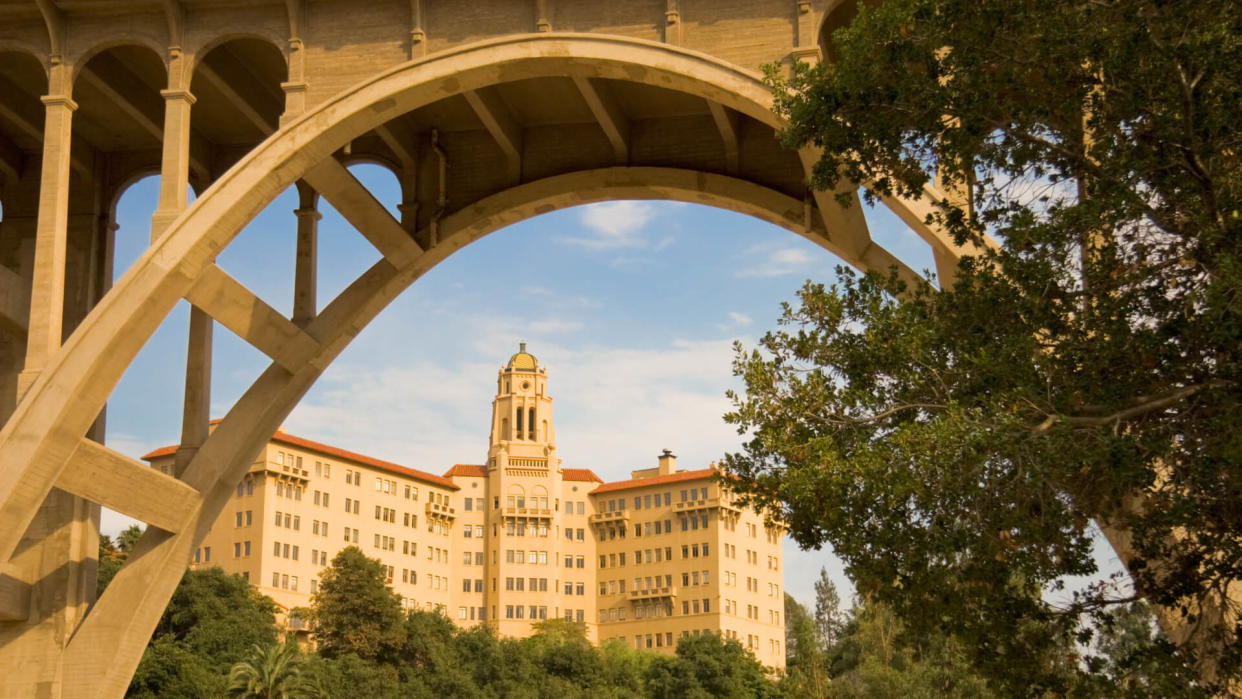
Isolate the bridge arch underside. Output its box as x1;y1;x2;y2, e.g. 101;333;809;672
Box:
0;35;932;697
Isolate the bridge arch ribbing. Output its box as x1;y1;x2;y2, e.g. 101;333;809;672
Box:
0;32;936;698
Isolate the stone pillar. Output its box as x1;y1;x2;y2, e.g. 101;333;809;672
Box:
173;307;213;477
280;16;308;127
151;52;195;241
0;65;100;695
18;73;75;398
791;1;821;65
292;181;319;327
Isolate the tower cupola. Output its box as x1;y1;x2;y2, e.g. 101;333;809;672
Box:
490;343;555;451
507;342;538;371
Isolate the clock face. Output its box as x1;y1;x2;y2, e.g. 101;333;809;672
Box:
521;381;530;390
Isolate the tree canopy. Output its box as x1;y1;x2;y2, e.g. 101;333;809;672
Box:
724;0;1240;692
310;546;405;663
128;567;280;698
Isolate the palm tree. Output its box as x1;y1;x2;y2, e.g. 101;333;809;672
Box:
227;639;319;698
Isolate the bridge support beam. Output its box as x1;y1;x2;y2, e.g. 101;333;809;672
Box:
293;181;320;327
1;60;108;698
18;80;75;397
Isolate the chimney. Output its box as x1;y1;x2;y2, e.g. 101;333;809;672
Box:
657;449;676;475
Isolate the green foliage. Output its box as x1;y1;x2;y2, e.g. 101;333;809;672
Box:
310;546;405;663
826;603;996;699
728;0;1241;692
302;654;401;699
98;524;144;597
644;633;777;699
227;639;319;698
128;567;279;697
785;593;830;698
1087;601;1201;697
813;569;846;648
128;635;224;699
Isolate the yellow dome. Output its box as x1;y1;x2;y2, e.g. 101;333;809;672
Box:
507;342;538;370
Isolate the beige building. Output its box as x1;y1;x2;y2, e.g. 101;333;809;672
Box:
144;345;786;666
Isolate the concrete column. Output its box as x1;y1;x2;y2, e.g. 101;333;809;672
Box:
280;31;308;126
18;79;76;397
173;307;212;477
791;1;821;65
0;214;35;428
292;180;319;327
0;66;101;686
150;86;196;241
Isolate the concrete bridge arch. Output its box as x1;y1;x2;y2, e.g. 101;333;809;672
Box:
0;26;970;698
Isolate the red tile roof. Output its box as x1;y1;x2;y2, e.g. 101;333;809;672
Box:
142;445;177;460
563;468;603;483
142;430;458;490
590;467;716;494
444;464;487;478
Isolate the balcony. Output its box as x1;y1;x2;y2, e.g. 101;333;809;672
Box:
674;497;741;515
502;506;552;519
425;502;456;519
588;510;630;524
262;461;309;484
629;585;678;600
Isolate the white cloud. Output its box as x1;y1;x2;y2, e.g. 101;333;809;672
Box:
728;312;752;326
519;285;602;309
736;247;815;278
528;318;583;334
563;202;657;250
286;332;751;487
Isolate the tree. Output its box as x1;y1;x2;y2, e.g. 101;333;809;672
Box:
97;524;144;597
784;593;830;698
644;633;778;699
129;567;279;696
725;0;1240;692
826;601;996;699
311;546;405;664
813;568;846;648
227;640;318;698
1089;601;1202;697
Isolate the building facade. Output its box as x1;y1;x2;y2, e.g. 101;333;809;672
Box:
144;345;786;666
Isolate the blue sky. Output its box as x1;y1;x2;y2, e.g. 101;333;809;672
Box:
100;164;952;611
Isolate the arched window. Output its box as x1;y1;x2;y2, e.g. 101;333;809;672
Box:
531;486;549;511
516;406;524;438
508;485;525;510
528;408;536;440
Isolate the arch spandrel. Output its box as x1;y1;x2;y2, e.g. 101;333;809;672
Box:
0;33;946;698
